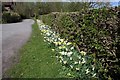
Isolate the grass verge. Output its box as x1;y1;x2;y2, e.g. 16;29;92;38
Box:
6;20;62;78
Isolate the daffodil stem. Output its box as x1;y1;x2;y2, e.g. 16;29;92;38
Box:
75;44;81;53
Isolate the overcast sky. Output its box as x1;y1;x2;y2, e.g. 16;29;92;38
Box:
1;0;119;6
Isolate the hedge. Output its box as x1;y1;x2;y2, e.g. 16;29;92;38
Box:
41;7;120;79
2;11;22;23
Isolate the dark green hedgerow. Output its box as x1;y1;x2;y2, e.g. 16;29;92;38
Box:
41;8;120;79
2;11;22;23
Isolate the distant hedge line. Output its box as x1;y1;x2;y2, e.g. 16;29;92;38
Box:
2;11;22;23
41;7;120;79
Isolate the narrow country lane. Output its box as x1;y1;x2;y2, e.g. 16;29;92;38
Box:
1;19;34;76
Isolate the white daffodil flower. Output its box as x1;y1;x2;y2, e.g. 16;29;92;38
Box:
44;40;46;42
58;38;61;41
70;47;74;50
92;67;95;71
63;40;67;45
67;42;72;45
67;73;71;76
78;56;81;59
56;56;58;58
76;68;80;71
74;61;78;64
70;57;72;60
58;46;66;49
63;61;67;64
59;56;63;59
58;41;62;45
61;58;64;61
44;37;46;39
78;61;81;64
80;51;86;56
51;49;55;51
81;58;86;64
59;51;67;55
86;69;90;74
65;48;68;51
70;65;73;69
58;46;62;49
92;73;96;77
53;42;59;46
67;52;73;57
60;60;62;63
60;39;64;42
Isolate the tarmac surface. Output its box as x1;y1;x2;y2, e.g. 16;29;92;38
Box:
1;19;34;77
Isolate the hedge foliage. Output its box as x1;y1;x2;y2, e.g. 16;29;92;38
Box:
2;11;22;23
41;7;120;79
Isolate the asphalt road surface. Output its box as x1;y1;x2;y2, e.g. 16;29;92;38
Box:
1;19;34;77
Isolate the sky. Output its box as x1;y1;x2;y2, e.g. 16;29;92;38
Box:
111;2;119;6
45;0;119;6
1;0;119;6
62;0;119;6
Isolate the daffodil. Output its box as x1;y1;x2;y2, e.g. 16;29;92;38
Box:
58;46;62;49
92;73;96;77
70;47;74;50
66;42;72;45
86;69;90;74
65;48;68;51
70;65;73;69
76;68;80;71
58;46;66;49
67;52;73;57
51;49;55;51
92;66;95;71
60;39;64;42
53;42;59;46
81;58;86;64
58;41;62;45
70;57;72;60
44;40;46;42
63;61;67;64
60;60;62;63
80;51;86;56
59;56;63;59
37;20;97;77
74;61;78;64
67;73;71;76
59;51;67;55
78;56;81;59
62;46;66;49
56;56;58;58
78;61;81;64
63;40;67;45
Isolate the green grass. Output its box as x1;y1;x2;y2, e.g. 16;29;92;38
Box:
7;20;62;78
